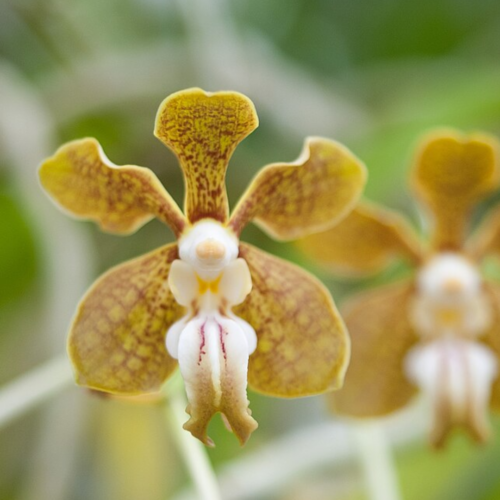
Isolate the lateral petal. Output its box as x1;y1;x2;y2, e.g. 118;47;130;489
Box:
39;138;186;236
69;243;184;394
229;137;367;240
297;201;423;277
154;88;258;224
480;283;500;412
467;205;500;260
330;282;419;417
168;259;198;307
235;242;349;397
411;130;500;250
218;258;253;306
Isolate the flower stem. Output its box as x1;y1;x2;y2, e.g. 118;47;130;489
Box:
353;422;402;500
0;354;73;430
164;387;222;500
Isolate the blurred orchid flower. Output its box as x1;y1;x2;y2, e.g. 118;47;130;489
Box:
39;88;367;446
298;130;500;447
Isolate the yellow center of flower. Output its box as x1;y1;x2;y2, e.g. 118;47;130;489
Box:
436;308;461;327
196;274;222;295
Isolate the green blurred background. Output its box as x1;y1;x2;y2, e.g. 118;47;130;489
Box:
2;0;500;499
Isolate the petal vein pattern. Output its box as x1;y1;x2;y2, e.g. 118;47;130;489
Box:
297;201;423;277
69;243;183;394
235;242;350;397
155;89;258;224
331;282;418;417
39;138;186;236
229;137;367;240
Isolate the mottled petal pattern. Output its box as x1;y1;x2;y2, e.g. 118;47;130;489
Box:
229;137;367;240
234;243;349;397
480;284;500;412
331;282;419;417
39;138;186;236
154;88;258;224
297;201;423;277
69;243;184;394
467;206;500;260
411;130;500;250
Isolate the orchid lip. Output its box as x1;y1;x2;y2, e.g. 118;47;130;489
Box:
405;337;497;446
166;238;256;444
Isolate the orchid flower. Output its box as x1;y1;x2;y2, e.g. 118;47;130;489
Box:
38;88;367;446
298;130;500;447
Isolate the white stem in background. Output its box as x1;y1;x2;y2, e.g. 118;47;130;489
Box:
171;406;424;500
0;63;93;500
353;422;402;500
0;355;73;430
164;390;222;500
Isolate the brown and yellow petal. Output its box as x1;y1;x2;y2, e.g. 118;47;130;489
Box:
411;130;500;251
234;242;349;397
297;201;423;277
154;88;258;224
39;138;187;236
331;281;419;417
229;137;367;240
69;243;184;395
480;283;500;413
467;205;500;261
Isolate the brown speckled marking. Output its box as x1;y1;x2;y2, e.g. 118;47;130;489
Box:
235;242;349;397
182;359;218;447
39;138;187;236
154;88;258;224
468;204;500;259
219;358;258;446
69;243;184;395
411;130;500;250
480;284;500;413
297;201;423;277
330;281;419;417
229;138;366;241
